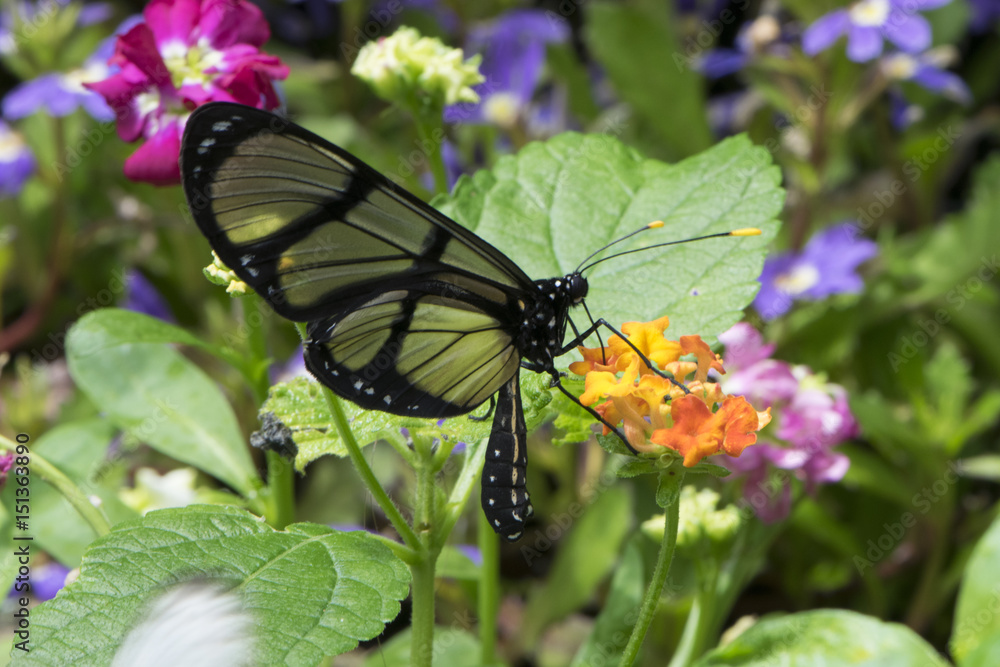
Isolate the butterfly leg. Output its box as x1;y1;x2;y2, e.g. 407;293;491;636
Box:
547;373;639;455
468;394;496;422
560;318;691;395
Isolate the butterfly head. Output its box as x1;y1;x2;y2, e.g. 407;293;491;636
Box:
566;272;588;305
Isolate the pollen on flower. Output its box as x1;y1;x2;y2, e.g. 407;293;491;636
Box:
575;317;768;466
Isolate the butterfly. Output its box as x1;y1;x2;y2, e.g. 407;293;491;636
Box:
180;102;755;541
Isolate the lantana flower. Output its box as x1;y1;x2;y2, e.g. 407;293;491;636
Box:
574;316;770;467
802;0;952;62
84;0;289;185
0;121;36;198
754;223;878;320
351;26;484;109
717;323;854;522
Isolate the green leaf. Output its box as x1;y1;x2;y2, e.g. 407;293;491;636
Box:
1;419;137;567
961;631;1000;667
436;546;480;581
522;485;633;644
571;536;647;667
584;2;712;159
66;310;258;496
693;610;950;667
18;505;410;666
655;470;684;509
362;627;480;667
267;374;551;471
439;132;782;342
616;459;658;479
953;513;1000;662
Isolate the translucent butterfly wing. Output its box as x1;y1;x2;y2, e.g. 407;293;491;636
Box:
180;102;533;417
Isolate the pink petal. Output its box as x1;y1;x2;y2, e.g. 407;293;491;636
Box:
84;68;151;141
199;0;269;49
145;0;201;48
123;120;182;185
117;23;173;88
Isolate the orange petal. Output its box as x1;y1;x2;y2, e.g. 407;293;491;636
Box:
716;396;760;457
680;335;726;383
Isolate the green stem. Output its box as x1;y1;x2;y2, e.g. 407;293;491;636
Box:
415;110;448;195
619;488;680;667
478;510;500;666
264;450;295;530
905;508;952;631
0;436;111;537
319;386;421;550
410;548;438;667
410;437;441;667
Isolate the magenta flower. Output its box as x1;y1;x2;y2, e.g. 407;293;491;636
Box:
85;0;288;185
718;324;854;523
803;0;952;62
754;223;878;321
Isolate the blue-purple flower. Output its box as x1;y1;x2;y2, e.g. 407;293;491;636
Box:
969;0;1000;32
2;30;122;122
698;15;784;79
803;0;952;62
445;9;569;131
123;269;175;322
0;121;35;198
881;49;971;104
754;223;878;320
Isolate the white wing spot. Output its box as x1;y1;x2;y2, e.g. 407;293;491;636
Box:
488;498;495;506
494;519;501;527
353;380;363;391
196;137;216;154
246;267;259;277
493;449;501;457
548;293;555;300
489;475;496;482
331;370;339;376
192;165;202;175
240;255;253;265
554;280;562;287
383;395;392;405
364;388;375;395
212;121;232;132
512;511;521;521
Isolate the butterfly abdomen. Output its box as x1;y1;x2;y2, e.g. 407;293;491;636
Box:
482;372;533;541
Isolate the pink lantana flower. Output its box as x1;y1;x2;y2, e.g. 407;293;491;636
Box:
85;0;288;185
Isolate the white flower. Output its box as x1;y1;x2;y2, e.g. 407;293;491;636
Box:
352;27;484;108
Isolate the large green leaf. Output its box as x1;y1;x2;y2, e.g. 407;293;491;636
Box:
66;309;258;495
438;132;782;342
693;610;949;667
15;505;410;666
584;2;712;159
953;513;1000;662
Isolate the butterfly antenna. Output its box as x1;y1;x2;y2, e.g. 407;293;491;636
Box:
573;221;668;274
579;227;761;274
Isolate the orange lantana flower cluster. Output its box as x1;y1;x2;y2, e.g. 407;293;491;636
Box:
571;316;771;467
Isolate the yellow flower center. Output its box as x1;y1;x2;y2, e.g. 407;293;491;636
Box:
0;125;27;161
483;92;520;128
849;0;891;27
161;38;225;91
774;264;820;296
882;52;917;79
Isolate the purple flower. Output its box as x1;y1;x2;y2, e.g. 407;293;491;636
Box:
456;544;483;567
719;325;854;523
754;223;878;321
969;0;1000;32
717;323;798;408
269;345;309;385
31;561;72;601
803;0;952;62
0;121;35;198
123;269;175;322
1;7;120;121
881;49;971;105
445;9;568;130
697;15;785;79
